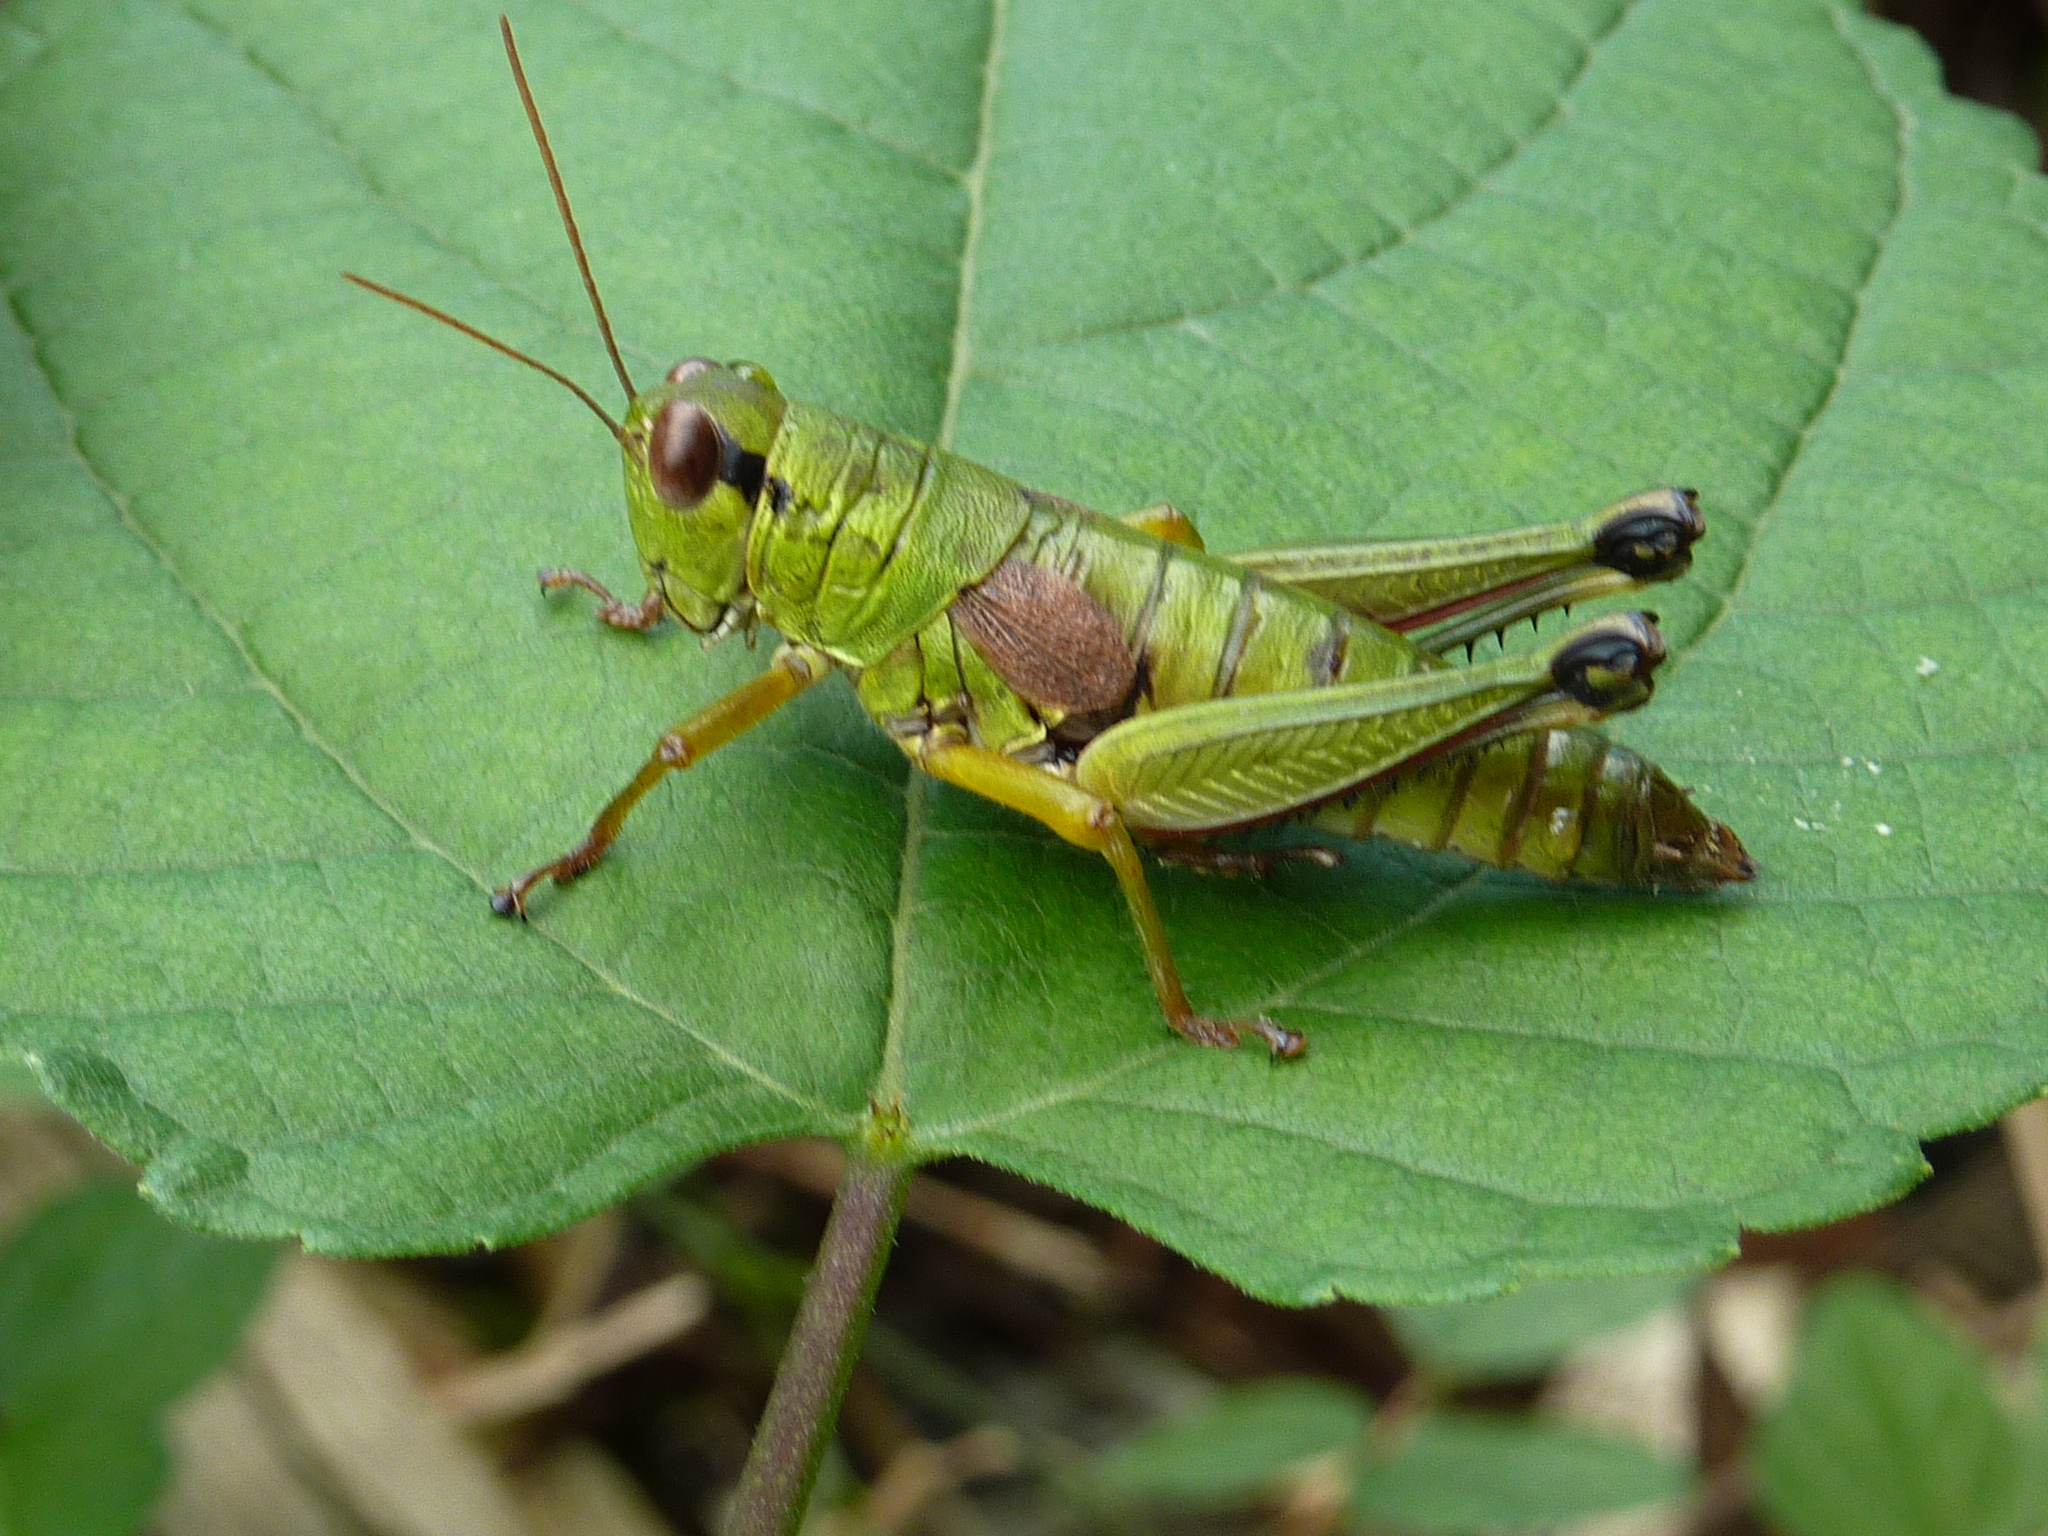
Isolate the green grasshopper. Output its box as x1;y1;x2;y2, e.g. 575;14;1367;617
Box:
350;21;1753;1060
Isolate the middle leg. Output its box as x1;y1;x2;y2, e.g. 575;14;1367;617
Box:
914;734;1304;1059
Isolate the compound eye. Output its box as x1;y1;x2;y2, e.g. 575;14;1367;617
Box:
648;400;722;510
666;357;717;384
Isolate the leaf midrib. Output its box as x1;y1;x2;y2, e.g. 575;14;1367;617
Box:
871;0;1011;1118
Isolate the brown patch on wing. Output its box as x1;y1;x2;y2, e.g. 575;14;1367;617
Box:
951;557;1136;714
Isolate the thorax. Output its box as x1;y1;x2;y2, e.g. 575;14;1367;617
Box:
745;401;1031;668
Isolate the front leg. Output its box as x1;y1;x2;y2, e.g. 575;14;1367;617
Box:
914;734;1305;1059
539;566;667;631
493;644;831;916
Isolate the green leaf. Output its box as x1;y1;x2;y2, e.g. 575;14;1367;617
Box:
1389;1272;1697;1383
1091;1377;1370;1506
2;0;2046;1299
1751;1275;2027;1536
1352;1412;1691;1533
0;1182;278;1536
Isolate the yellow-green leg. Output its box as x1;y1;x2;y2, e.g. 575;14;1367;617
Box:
915;734;1304;1059
492;644;832;916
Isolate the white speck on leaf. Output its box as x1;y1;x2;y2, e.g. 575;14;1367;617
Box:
1868;761;1882;775
1875;823;1893;836
1916;656;1940;677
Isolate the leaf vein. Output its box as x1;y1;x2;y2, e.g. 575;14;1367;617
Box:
1014;0;1641;351
0;212;830;1122
992;1097;1770;1214
561;0;964;182
165;0;666;375
1680;4;1913;660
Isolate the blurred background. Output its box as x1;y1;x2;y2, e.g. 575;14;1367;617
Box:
6;5;2048;1536
12;1068;2048;1536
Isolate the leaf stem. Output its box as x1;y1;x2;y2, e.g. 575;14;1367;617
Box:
724;1139;913;1536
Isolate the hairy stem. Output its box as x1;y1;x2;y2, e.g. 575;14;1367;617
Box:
724;1140;913;1536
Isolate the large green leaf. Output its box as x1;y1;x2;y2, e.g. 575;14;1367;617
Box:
0;1182;278;1536
3;0;2046;1301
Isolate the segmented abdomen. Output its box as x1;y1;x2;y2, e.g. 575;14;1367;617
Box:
1303;728;1657;883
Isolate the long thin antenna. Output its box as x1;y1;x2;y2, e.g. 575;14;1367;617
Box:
500;15;637;405
343;272;625;440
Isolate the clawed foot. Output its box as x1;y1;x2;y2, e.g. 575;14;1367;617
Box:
1175;1014;1307;1060
488;842;605;919
488;883;533;919
538;567;666;631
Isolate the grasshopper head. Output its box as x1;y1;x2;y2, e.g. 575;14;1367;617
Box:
622;359;787;633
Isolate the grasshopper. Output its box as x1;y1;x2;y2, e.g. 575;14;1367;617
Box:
350;21;1754;1060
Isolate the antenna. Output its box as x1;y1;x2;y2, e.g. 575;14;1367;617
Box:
500;15;637;404
343;272;625;440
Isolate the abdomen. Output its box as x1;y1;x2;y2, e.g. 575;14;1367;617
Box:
1305;728;1627;881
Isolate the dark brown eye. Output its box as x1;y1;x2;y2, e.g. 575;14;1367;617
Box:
666;357;717;383
648;400;722;509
